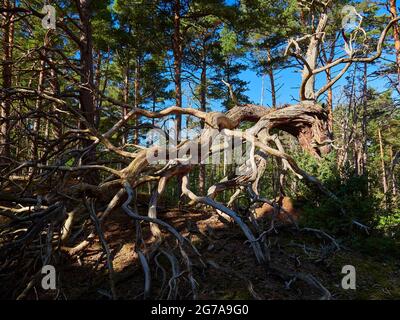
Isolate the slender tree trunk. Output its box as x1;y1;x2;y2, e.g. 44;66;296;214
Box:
79;0;95;129
338;65;357;174
393;173;398;198
267;49;276;108
123;64;130;145
78;0;97;182
173;0;183;198
134;56;141;145
31;34;49;164
326;68;334;132
173;0;183;139
390;146;398;198
350;64;360;175
199;43;207;195
50;60;62;150
389;0;400;85
267;70;276;108
301;13;328;100
323;33;338;134
152;92;156;128
378;128;388;199
361;63;368;176
0;0;15;161
260;74;265;106
94;49;102;128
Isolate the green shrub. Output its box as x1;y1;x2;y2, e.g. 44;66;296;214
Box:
292;151;377;234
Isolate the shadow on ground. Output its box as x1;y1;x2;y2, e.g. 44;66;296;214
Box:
1;201;400;300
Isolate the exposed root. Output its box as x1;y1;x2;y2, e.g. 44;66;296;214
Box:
0;100;348;299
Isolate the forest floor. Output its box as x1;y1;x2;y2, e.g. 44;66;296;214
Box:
50;205;400;300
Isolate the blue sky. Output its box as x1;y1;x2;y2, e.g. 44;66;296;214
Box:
182;51;395;113
239;58;393;108
170;0;397;115
193;0;396;110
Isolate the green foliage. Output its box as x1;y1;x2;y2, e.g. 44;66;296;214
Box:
293;151;378;234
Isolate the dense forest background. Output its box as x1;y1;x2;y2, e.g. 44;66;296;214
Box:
0;0;399;300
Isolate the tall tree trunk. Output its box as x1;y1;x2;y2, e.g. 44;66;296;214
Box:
267;49;276;108
50;56;62;151
123;64;130;145
94;49;102;129
260;74;265;106
326;70;333;131
79;0;95;129
173;0;183;139
389;0;400;84
173;0;183;198
199;43;207;195
152;92;156;128
78;0;97;182
390;146;398;198
350;65;360;174
378;128;388;200
360;62;368;176
301;13;328;100
0;0;15;161
31;34;50;164
321;34;337;133
134;56;141;145
338;65;357;174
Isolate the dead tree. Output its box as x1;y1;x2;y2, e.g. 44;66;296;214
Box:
0;2;399;299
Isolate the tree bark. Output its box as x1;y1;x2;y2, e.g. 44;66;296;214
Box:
361;63;368;176
267;49;277;108
122;63;130;145
378;128;388;198
326;69;333;131
31;34;50;164
78;0;97;182
0;0;15;161
199;40;207;195
389;0;400;84
173;0;183;198
301;13;328;100
134;56;141;145
78;0;95;129
322;36;337;133
49;53;62;151
389;146;398;198
173;0;183;140
94;49;102;129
